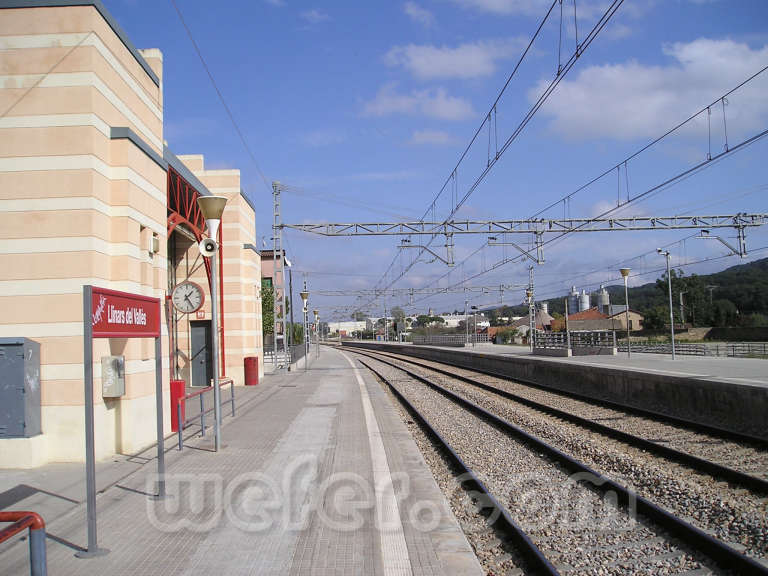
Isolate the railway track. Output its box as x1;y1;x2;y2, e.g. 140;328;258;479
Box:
350;349;768;575
350;347;768;488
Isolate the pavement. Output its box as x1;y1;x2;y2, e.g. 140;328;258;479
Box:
427;342;768;388
0;347;481;576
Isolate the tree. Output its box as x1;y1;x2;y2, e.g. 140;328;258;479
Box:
261;279;274;334
351;310;366;321
643;306;668;330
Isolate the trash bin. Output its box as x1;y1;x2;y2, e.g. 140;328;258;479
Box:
170;379;185;432
244;357;259;386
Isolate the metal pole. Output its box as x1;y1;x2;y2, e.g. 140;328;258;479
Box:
82;286;97;552
177;402;183;451
211;252;222;451
624;276;631;358
200;394;205;436
230;380;235;416
288;268;295;371
78;286;106;558
304;307;308;372
29;525;47;576
464;299;469;346
154;335;165;498
473;310;477;347
665;253;676;360
564;298;571;352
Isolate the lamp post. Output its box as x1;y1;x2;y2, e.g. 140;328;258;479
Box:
471;305;478;347
197;195;228;452
285;258;294;371
620;268;631;358
464;299;469;346
300;286;309;372
657;249;676;360
526;288;534;352
313;310;319;358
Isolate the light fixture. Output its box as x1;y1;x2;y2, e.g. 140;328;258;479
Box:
197;196;228;239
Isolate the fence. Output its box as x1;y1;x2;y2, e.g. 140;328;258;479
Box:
176;377;235;450
618;340;768;358
534;330;617;354
410;333;489;346
0;511;46;576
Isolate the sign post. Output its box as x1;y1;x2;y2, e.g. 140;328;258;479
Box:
78;286;163;558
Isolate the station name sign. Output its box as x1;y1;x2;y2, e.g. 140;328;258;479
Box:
91;287;161;338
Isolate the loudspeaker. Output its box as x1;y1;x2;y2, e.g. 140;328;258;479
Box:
198;238;219;257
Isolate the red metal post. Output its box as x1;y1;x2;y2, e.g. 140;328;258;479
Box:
170;379;185;432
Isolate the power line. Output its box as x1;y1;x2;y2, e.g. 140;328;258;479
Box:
171;0;271;193
360;0;625;307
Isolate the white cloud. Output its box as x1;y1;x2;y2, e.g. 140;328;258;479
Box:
404;2;435;27
531;38;768;141
410;129;458;145
385;38;525;80
300;9;330;24
363;84;475;121
300;130;346;147
451;0;547;15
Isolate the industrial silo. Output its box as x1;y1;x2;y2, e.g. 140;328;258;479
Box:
568;286;579;314
596;284;610;314
579;289;590;312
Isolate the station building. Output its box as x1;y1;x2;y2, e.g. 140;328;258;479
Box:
0;1;264;467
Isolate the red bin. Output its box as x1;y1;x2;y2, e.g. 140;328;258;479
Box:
244;356;259;386
170;379;186;432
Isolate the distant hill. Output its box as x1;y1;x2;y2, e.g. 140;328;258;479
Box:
486;257;768;327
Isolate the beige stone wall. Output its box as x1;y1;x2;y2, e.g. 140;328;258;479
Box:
178;156;263;385
0;6;168;467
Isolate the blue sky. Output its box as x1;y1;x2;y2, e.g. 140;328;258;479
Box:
106;0;768;319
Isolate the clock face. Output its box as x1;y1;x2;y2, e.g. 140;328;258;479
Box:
171;281;205;314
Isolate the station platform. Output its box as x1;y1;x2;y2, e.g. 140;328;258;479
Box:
0;348;481;576
344;341;768;441
451;342;768;387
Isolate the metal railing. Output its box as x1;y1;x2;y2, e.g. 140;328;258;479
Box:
534;330;617;351
411;333;489;346
176;378;235;450
0;511;47;576
618;340;768;358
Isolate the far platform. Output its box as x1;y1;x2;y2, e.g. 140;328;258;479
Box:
343;341;768;441
0;347;481;576
453;342;768;388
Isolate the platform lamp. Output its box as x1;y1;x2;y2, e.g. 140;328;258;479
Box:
619;267;631;359
197;195;228;452
657;249;676;360
313;309;319;358
300;287;309;372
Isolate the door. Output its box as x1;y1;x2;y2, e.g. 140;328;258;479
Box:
190;321;213;387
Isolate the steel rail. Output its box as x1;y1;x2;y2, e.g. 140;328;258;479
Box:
352;348;768;493
357;358;560;576
353;351;768;575
344;343;768;446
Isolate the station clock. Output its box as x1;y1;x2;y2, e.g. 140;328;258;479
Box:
171;281;205;314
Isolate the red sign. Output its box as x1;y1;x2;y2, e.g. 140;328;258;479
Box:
91;287;161;338
196;310;206;319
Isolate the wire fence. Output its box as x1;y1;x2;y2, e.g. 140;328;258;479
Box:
410;333;489;346
618;340;768;358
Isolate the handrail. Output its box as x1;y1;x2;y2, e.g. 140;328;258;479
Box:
0;511;47;576
176;377;235;450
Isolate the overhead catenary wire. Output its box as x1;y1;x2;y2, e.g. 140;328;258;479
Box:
389;65;768;311
170;0;271;193
358;0;625;310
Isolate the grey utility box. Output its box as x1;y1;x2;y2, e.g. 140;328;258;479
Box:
0;338;41;438
101;355;125;398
